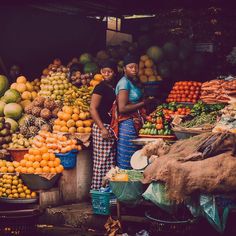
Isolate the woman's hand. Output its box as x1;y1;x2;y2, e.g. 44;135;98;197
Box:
101;128;111;140
143;97;156;105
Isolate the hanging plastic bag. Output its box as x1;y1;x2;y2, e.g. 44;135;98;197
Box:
142;182;175;213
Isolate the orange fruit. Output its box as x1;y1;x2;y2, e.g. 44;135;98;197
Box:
55;165;64;173
58;135;67;142
60;126;69;132
49;153;56;161
25;161;33;168
73;107;80;114
20;159;27;167
54;158;61;167
58;111;64;120
32;161;40;169
54;119;61;125
30;149;40;156
69;127;76;133
63;106;73;114
35;167;43;174
28;155;35;162
27;167;35;174
77;127;85;133
79;112;86;120
53;125;61;131
48;161;54;168
7;166;15;173
34;155;42;162
42;166;50;173
21;167;27;173
42;153;50;161
62;113;71;121
76;120;83;128
59;120;67;127
84;127;92;133
67;119;75;128
40;160;48;168
15;166;22;173
50;167;57;174
40;146;48;154
83;120;92;127
12;161;20;168
24;153;30;161
72;114;79;121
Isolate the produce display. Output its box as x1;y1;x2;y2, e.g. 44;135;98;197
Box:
0;160;17;173
10;76;38;102
21;97;60;137
138;55;161;83
0;174;37;199
0;117;12;150
212;104;236;133
90;74;103;87
15;146;64;174
167;81;202;103
139;103;191;136
32;130;81;153
70;71;93;87
53;105;92;134
9;134;33;149
200;80;236;104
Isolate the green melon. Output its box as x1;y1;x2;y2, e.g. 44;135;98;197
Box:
0;75;9;97
4;103;23;120
2;89;21;103
147;46;163;63
83;62;99;74
79;53;92;65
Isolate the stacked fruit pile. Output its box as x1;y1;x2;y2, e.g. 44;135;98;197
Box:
0;160;17;173
30;78;41;92
15;146;64;174
39;61;71;101
0;174;37;199
139;103;191;136
0;117;12;150
32;130;81;153
10;76;38;105
138;55;161;83
21;97;60;137
167;81;202;103
53;105;92;134
9;134;33;149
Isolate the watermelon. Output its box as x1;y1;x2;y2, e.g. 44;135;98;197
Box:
79;53;92;64
147;46;163;63
83;62;99;74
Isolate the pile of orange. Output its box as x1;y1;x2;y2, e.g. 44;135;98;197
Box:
15;146;64;174
32;130;81;153
53;105;93;134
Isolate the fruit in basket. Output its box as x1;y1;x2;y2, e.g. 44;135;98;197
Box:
0;160;16;173
167;81;202;103
0;117;12;149
9;134;33;148
32;130;81;153
15;146;64;174
0;174;37;199
4;103;23;120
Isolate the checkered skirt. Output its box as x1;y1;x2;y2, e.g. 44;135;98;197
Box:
91;123;116;190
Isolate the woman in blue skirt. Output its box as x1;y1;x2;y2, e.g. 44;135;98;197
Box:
111;55;154;169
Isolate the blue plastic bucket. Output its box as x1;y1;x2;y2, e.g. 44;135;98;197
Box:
55;150;78;169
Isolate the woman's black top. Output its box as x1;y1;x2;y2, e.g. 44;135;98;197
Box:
92;81;116;124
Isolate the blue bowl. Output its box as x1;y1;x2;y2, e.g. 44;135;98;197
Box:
55;150;78;169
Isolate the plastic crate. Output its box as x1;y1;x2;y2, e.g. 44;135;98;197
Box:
90;190;112;215
55;149;78;169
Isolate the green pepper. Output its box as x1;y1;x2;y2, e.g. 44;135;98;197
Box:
164;130;169;135
162;103;168;109
164;125;169;130
158;129;164;135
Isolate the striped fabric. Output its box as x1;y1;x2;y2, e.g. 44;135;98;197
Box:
117;119;139;169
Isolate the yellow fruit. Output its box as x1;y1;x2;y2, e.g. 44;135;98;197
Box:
73;107;80;114
20;159;27;167
32;161;40;169
60;126;69;132
76;120;83;127
42;153;50;161
35;167;43;174
79;112;86;121
77;127;85;133
72;114;79;121
55;165;64;173
20;100;32;109
25;161;33;168
144;59;154;68
84;127;92;133
27;167;35;174
7;166;15;173
68;127;76;133
40;160;48;168
31;91;37;99
53;125;61;131
83;120;92;127
42;166;50;173
10;83;18;90
67;119;75;128
144;68;154;76
16;83;27;93
17;76;27;83
62;106;73;114
148;75;157;82
54;119;61;125
140;75;148;83
21;91;32;100
12;161;19;168
31;192;37;198
49;153;55;161
54;158;61;167
26;82;33;92
20;192;26;198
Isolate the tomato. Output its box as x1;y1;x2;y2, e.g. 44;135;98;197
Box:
186;98;191;102
190;91;194;95
181;98;185;102
193;82;198;87
181;94;186;98
193;94;197;99
190;86;195;91
156;123;163;130
184;85;189;90
192;99;197;103
188;94;193;99
184;90;189;95
182;81;187;86
187;81;192;86
156;117;163;124
179;86;184;90
197;82;202;86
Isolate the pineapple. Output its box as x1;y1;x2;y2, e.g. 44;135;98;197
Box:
35;117;47;128
40;108;52;120
24;115;36;126
33;96;45;107
20;126;29;136
25;103;34;114
28;126;40;137
32;107;41;117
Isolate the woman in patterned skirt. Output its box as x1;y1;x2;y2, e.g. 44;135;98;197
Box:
90;60;117;190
